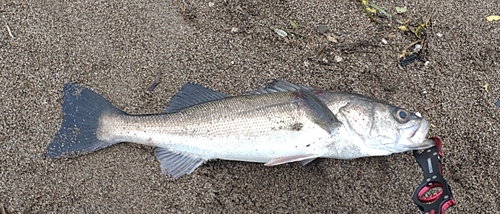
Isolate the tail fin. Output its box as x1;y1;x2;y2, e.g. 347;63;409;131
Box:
46;83;124;158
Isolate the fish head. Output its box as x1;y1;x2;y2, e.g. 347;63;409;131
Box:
337;98;433;155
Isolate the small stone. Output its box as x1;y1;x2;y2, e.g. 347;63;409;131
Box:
248;10;259;16
317;25;328;35
414;44;422;52
436;33;443;37
231;27;246;33
326;34;337;43
242;13;249;21
187;7;197;19
334;56;342;62
274;28;288;37
381;38;388;44
208;2;215;7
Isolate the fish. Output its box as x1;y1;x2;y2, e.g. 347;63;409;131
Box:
46;80;433;178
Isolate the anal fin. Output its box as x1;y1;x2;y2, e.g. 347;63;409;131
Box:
264;154;319;166
154;147;206;179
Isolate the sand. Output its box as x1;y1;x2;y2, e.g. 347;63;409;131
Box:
1;0;499;213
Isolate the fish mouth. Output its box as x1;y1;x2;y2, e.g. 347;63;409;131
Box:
408;138;435;150
407;119;433;150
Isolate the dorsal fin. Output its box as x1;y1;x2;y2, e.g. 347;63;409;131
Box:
250;79;312;95
165;83;230;113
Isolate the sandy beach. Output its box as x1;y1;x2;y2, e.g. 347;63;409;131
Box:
1;0;499;212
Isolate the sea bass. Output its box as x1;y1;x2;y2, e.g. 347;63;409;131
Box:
46;80;432;178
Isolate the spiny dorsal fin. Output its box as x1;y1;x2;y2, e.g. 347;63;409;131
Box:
154;147;206;179
250;79;312;95
165;83;230;113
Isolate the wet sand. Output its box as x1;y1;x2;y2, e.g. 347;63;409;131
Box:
1;0;499;213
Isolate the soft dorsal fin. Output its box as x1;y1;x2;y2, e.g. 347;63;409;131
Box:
250;79;312;95
165;83;230;113
154;147;206;179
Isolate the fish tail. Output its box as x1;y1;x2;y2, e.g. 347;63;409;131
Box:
46;83;124;158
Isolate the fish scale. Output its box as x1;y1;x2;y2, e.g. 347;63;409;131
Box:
100;93;324;161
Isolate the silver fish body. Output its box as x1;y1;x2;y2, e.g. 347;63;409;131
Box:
47;80;432;178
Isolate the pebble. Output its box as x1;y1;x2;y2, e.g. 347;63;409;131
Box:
326;34;337;43
334;56;343;62
414;44;422;52
317;25;328;35
495;99;500;107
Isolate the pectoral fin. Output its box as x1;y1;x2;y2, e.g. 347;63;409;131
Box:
299;158;317;165
264;154;319;166
297;89;342;133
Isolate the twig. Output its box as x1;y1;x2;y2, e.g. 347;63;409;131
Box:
400;40;422;58
361;2;380;24
1;203;5;214
288;31;308;39
145;72;161;92
368;3;392;19
369;3;405;24
5;25;14;38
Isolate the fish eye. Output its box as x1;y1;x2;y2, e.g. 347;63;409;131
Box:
393;109;410;123
399;111;407;119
